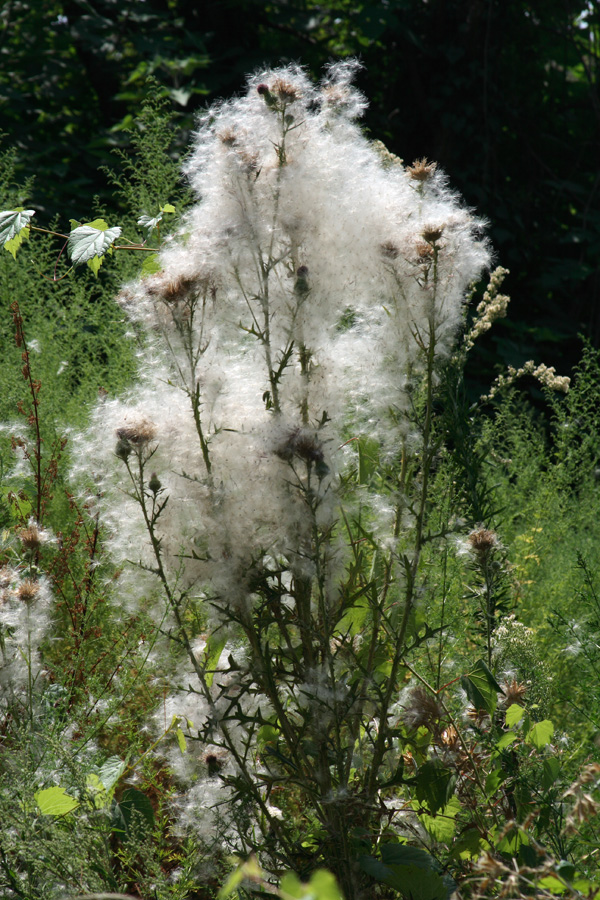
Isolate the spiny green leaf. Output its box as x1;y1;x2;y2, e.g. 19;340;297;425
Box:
68;222;121;266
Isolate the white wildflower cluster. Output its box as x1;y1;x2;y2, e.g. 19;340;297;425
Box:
74;61;490;614
485;359;570;401
463;265;510;351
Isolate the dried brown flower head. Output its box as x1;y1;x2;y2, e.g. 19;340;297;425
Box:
218;127;238;146
146;274;198;304
421;225;445;244
275;429;326;468
501;679;527;707
116;420;157;446
407;158;437;182
321;85;346;106
19;523;42;551
272;78;301;103
380;241;399;260
468;527;499;555
415;240;435;260
203;746;229;777
439;725;460;750
402;686;444;731
18;579;39;604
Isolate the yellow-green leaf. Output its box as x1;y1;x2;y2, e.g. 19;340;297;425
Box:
176;726;187;754
526;720;554;750
505;704;524;727
35;786;79;816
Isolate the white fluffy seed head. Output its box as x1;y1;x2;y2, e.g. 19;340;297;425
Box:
73;62;490;614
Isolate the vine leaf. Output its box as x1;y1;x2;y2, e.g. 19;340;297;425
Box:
67;218;122;274
138;213;162;236
138;203;175;237
0;208;35;258
35;785;79;816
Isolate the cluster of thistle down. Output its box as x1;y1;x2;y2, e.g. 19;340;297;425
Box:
76;62;491;883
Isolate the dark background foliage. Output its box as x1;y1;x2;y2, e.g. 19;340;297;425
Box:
1;0;599;382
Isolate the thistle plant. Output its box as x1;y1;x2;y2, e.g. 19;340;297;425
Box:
72;62;498;897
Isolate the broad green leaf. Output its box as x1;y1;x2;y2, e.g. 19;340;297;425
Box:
526;720;554;750
304;870;344;900
556;861;576;882
495;824;529;854
461;659;503;715
0;208;35;246
138;213;163;236
35;786;79;816
485;766;506;795
218;857;262;899
119;787;155;836
86;773;109;809
87;254;104;276
141;252;162;275
279;870;343;900
414;760;456;815
496;731;518;751
537;876;567;894
418;796;461;843
452;828;490;861
68;221;121;267
162;203;176;213
360;845;454;900
97;756;127;793
4;227;31;259
505;703;525;727
542;756;560;789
